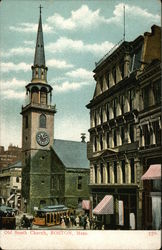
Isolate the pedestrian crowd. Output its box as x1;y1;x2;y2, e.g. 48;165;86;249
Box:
60;213;98;230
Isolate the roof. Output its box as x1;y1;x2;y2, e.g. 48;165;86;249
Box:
52;139;89;169
7;161;22;169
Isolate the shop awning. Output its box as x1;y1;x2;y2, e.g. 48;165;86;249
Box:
93;195;114;215
141;164;161;180
82;200;90;210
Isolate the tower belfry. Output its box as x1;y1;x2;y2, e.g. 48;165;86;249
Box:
21;7;56;213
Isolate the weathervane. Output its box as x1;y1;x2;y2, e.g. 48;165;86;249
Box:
39;4;43;15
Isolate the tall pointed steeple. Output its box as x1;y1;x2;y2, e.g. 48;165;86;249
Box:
31;5;48;84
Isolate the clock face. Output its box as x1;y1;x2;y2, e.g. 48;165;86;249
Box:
36;131;50;146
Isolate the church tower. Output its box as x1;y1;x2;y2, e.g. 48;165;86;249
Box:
21;7;56;213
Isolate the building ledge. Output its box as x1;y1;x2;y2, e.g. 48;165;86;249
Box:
21;103;56;114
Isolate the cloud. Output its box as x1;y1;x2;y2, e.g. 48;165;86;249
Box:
53;80;90;93
46;37;114;56
66;68;93;81
0;78;27;91
47;5;102;30
1;62;31;73
1;89;25;100
24;40;34;46
47;59;74;69
9;22;53;33
47;4;160;31
1;47;34;57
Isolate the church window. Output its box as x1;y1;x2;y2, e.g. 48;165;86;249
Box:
40;87;47;104
78;176;82;190
16;177;19;183
39;114;46;128
25;116;28;129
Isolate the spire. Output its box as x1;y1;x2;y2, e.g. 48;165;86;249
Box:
31;5;48;84
34;5;45;67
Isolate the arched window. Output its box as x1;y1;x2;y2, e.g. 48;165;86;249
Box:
40;87;47;104
31;87;39;103
39;114;46;128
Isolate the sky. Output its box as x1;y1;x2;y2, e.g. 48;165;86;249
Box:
0;0;161;149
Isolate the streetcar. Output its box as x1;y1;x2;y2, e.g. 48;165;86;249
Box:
0;205;16;229
33;205;71;226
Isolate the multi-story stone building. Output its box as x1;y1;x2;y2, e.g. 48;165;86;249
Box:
0;161;22;208
0;145;21;170
86;25;161;229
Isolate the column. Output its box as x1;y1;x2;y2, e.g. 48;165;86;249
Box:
38;90;41;104
117;161;122;184
126;160;131;184
109;71;115;87
103;163;107;184
116;65;122;83
97;165;101;184
103;75;108;91
110;162;114;184
90;165;94;184
127;124;131;143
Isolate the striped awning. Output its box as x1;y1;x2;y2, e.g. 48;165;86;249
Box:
93;195;114;215
82;200;90;210
141;164;161;180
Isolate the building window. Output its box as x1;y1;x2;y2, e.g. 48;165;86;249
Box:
120;95;124;114
78;176;82;190
142;86;150;109
119;59;124;79
112;66;116;84
94;165;97;183
25;116;28;129
106;132;109;148
153;121;161;145
130;158;135;183
114;162;117;183
94;110;97;126
100;107;103;124
100;162;103;183
121;126;125;144
57;178;60;191
106;103;109;121
106;73;109;88
16;177;19;183
144;125;150;146
114;129;117;147
39;114;46;128
94;136;97;151
121;160;125;183
99;134;103;150
129;89;133;111
153;80;161;105
113;99;117;118
130;124;134;143
99;76;103;92
107;162;110;183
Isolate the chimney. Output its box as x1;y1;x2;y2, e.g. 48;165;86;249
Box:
81;133;86;143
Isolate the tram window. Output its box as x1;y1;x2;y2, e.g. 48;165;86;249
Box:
47;214;50;223
51;213;53;223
